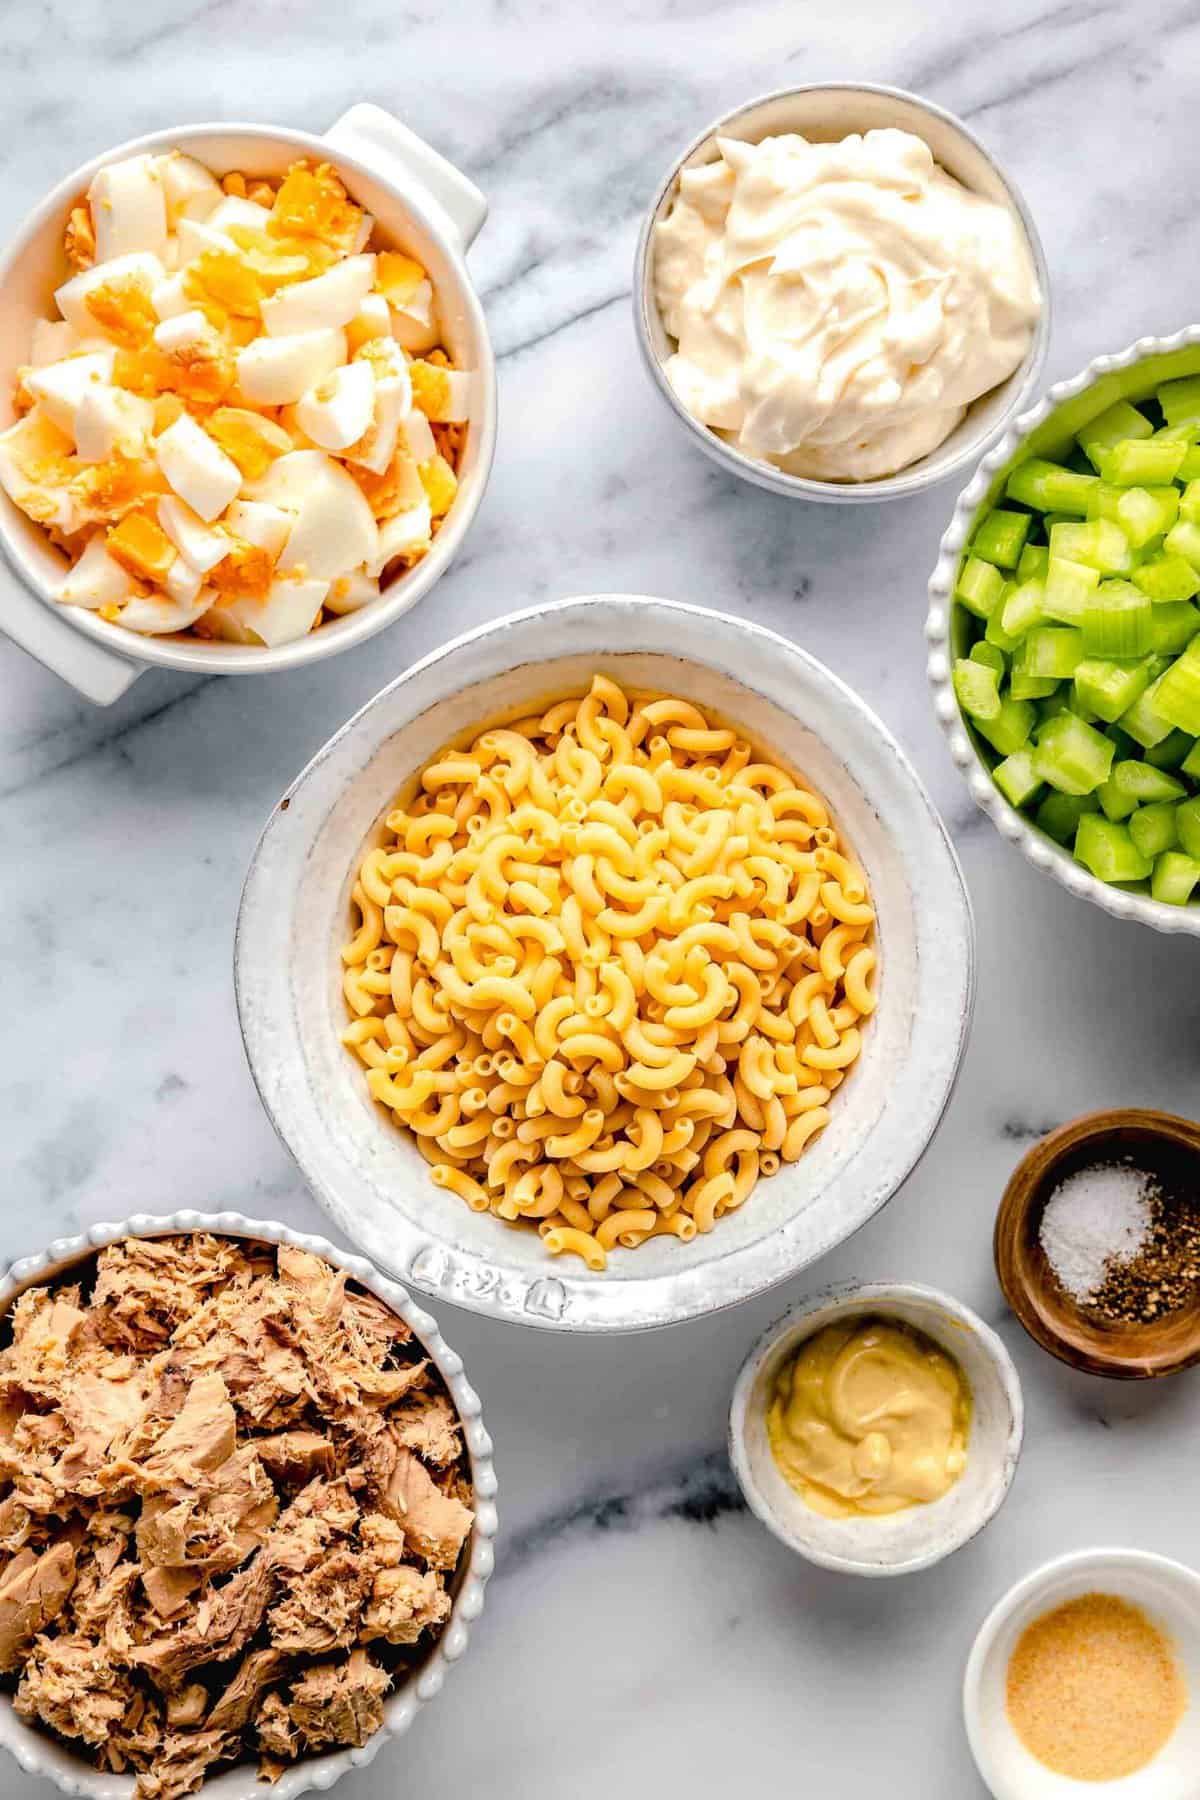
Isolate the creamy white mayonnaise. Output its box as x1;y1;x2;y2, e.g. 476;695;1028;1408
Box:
653;127;1041;482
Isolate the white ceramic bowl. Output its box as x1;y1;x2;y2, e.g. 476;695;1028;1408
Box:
0;106;497;706
728;1281;1023;1577
928;327;1200;938
964;1548;1200;1798
633;82;1050;505
235;593;974;1334
0;1210;498;1800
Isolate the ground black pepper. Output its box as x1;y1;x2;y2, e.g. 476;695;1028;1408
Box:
1088;1191;1200;1323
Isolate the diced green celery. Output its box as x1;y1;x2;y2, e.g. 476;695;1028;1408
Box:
1112;760;1187;803
1152;639;1200;733
1133;553;1200;602
972;508;1032;569
1049;518;1133;575
1033;711;1115;795
1151;851;1200;905
1157;375;1200;426
1011;672;1059;701
1088;482;1179;547
1181;739;1200;780
1068;693;1100;724
1072;656;1153;724
1180;480;1200;524
1017;544;1049;581
1074;814;1152;882
1098;439;1187;486
1044;513;1074;535
1129;802;1180;859
955;555;1006;619
1097;776;1138;822
1149;603;1200;654
1081;581;1154;657
1001;579;1048;639
1144;729;1195;769
1176;797;1200;857
1016;627;1085;680
984;607;1020;652
977;696;1037;756
1044;556;1100;623
1036;791;1099;844
1164;520;1200;570
1078;399;1154;467
993;748;1044;808
969;641;1007;675
953;658;1001;722
1119;677;1175;747
1180;447;1200;482
1039;693;1072;724
1006;459;1098;515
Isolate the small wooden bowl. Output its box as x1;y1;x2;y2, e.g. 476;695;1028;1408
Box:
995;1108;1200;1380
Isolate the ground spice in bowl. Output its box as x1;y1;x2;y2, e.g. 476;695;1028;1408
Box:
1039;1160;1200;1325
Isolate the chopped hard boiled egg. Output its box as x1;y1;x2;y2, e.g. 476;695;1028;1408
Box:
11;147;470;643
155;412;242;520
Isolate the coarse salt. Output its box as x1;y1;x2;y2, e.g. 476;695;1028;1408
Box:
1039;1161;1155;1303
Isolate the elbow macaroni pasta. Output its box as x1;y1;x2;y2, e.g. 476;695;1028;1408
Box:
339;676;877;1270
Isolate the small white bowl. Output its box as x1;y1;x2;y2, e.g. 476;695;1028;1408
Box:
964;1548;1200;1799
235;594;974;1334
633;82;1050;505
0;106;497;706
928;327;1200;938
0;1210;498;1800
728;1281;1024;1576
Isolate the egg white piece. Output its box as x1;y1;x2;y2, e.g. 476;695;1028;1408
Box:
295;360;376;451
368;500;432;576
155;414;242;521
342;376;405;475
157;152;222;225
175;218;238;265
157;494;230;572
73;387;155;463
58;533;137;608
390;278;439;354
164;554;204;605
29;320;82;367
55;253;165;335
0;411;82;533
324;567;380;614
223;498;292;561
152;310;211;355
115;587;217;635
399;408;437;464
423;367;471;423
237;329;347;407
24;350;117;443
151;274;192;321
219;574;328;646
346;292;391;352
88;155;168;263
207;195;273;235
248;448;378;580
261;256;377;338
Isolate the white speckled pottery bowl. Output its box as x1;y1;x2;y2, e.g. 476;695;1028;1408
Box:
235;594;975;1334
928;328;1200;937
728;1281;1024;1576
0;1210;498;1800
633;82;1050;505
0;106;496;705
964;1548;1200;1797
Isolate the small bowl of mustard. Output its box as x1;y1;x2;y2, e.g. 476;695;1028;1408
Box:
728;1281;1024;1577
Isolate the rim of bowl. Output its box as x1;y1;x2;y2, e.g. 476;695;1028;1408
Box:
633;81;1051;505
234;593;976;1333
728;1280;1025;1576
0;120;498;677
963;1546;1200;1798
926;322;1200;937
0;1209;498;1800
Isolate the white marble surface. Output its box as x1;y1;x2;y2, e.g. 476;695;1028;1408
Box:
3;1;1200;1794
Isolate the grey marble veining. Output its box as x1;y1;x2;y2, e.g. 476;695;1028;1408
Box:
3;1;1200;1795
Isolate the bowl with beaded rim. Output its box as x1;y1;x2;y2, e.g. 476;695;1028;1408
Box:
235;593;974;1334
0;1210;498;1800
928;327;1200;937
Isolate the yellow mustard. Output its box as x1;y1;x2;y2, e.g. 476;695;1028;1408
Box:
766;1315;971;1519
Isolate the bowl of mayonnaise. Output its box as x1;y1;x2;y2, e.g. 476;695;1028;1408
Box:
634;83;1049;504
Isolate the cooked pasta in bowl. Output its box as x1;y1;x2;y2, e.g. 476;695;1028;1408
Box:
235;595;974;1332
